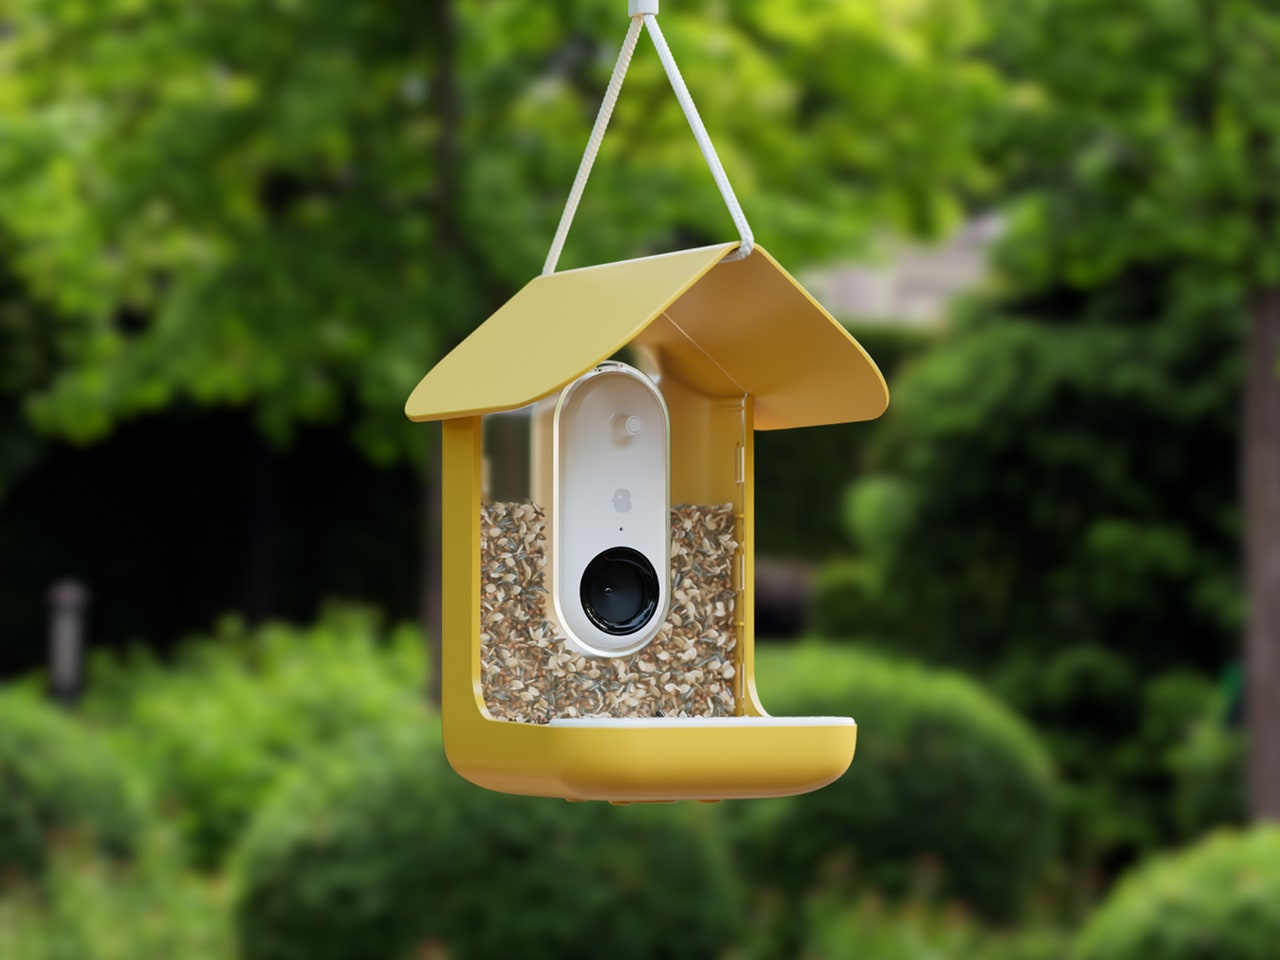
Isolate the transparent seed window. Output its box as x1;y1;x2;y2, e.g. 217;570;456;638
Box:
479;354;747;724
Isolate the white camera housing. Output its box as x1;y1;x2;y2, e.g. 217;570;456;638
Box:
550;362;670;658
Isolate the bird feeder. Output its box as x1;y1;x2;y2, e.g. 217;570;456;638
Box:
404;4;888;801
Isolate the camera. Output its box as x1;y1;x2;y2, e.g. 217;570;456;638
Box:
549;361;670;657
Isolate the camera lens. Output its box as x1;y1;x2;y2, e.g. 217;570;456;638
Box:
580;547;660;636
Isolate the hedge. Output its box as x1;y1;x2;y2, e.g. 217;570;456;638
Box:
738;641;1056;920
233;721;744;960
1075;827;1280;960
0;835;233;960
84;606;426;869
0;692;143;884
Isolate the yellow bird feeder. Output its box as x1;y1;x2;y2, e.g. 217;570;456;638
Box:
405;2;888;801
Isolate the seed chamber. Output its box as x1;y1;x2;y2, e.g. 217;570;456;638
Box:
478;359;747;723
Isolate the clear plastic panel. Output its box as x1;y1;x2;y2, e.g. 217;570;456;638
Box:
479;363;745;723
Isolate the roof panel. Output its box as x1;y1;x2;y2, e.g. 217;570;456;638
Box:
664;247;888;429
405;242;888;429
405;244;738;421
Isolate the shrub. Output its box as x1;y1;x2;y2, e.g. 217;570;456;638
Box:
1170;722;1245;839
797;891;1070;960
1167;681;1245;840
83;604;427;869
993;651;1237;877
810;559;901;642
754;324;931;559
0;831;233;960
811;559;869;639
0;691;144;885
812;472;925;642
234;721;743;960
737;642;1056;921
1075;828;1280;960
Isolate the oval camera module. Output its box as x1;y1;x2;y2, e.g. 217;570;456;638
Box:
580;547;660;636
550;361;670;657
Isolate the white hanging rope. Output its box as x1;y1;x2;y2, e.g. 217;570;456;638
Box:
542;16;644;276
643;15;753;263
541;7;755;276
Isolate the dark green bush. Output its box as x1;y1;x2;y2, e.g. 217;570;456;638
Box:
1075;828;1280;960
1166;673;1245;841
1169;721;1245;840
0;692;143;884
994;651;1232;872
738;642;1055;921
84;605;426;869
812;475;928;642
754;324;931;559
811;559;900;641
836;280;1241;878
234;722;743;960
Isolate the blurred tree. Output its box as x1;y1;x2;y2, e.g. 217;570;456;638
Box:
0;0;996;695
848;0;1280;846
845;285;1241;873
981;0;1280;822
0;244;51;498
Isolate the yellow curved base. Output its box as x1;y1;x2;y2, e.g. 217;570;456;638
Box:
444;716;857;801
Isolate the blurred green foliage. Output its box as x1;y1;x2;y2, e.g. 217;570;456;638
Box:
83;605;425;869
0;609;1259;960
796;892;1069;960
0;691;144;885
985;0;1280;294
755;325;933;558
1169;705;1247;840
0;831;233;960
1074;827;1280;960
815;0;1280;883
0;0;994;464
812;558;896;640
741;643;1056;923
1;614;1064;958
234;720;742;960
0;245;53;499
1;0;1278;954
842;309;1240;675
831;248;1242;884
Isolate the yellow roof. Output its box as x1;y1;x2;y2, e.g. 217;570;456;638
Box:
405;242;888;430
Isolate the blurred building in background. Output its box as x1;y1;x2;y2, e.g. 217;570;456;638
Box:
803;214;1003;328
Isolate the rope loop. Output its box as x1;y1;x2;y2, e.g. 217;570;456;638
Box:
542;7;754;276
